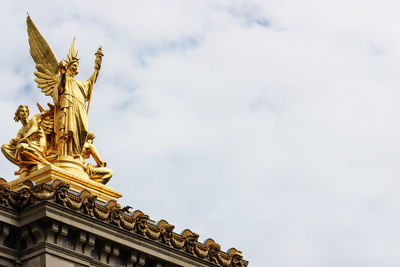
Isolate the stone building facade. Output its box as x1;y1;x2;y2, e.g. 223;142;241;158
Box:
0;169;248;267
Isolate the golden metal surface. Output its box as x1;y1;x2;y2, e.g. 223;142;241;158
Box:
8;165;122;202
2;16;113;187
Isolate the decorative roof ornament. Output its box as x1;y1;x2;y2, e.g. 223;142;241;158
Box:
0;178;249;267
2;16;109;184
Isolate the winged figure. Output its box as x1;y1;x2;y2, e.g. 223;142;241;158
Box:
1;17;112;181
27;16;103;158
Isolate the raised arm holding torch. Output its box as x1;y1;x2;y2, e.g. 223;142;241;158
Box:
87;46;103;114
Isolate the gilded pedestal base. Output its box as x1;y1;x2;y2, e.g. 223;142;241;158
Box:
8;164;122;202
52;155;89;179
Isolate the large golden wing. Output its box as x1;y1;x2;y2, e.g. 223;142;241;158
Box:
27;16;59;96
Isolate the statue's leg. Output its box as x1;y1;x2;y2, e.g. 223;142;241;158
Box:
1;143;18;165
88;144;105;166
87;165;113;185
17;143;49;165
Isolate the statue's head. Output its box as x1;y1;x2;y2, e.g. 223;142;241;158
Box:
65;39;79;76
68;61;79;76
87;131;95;140
14;105;29;122
86;131;96;144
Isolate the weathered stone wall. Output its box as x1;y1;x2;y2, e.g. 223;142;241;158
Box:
0;201;243;267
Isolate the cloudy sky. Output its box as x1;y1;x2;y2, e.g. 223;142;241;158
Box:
1;0;400;266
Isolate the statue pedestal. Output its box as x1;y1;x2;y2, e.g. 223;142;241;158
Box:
8;164;122;202
52;155;89;179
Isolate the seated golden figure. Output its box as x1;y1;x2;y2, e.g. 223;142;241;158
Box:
1;105;49;176
82;132;112;185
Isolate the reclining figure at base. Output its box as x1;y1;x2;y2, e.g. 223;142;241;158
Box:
1;105;50;176
2;105;113;184
81;131;113;185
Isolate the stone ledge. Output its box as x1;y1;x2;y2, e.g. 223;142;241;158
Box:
0;180;248;267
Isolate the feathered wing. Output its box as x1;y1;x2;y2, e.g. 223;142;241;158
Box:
37;103;55;135
27;16;59;97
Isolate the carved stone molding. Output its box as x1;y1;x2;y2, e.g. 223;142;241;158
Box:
0;178;248;267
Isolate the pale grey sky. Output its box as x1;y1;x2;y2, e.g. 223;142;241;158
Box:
1;1;400;266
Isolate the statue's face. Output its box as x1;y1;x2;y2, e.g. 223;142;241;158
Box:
208;247;219;262
18;106;29;121
136;215;149;234
185;233;198;253
69;62;79;75
57;186;68;201
19;188;31;201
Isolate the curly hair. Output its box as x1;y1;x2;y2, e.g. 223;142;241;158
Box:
86;131;96;141
14;105;29;122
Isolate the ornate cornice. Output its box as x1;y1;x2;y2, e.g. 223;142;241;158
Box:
0;178;248;267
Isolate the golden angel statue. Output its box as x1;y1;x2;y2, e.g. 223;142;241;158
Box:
27;16;102;158
1;16;112;184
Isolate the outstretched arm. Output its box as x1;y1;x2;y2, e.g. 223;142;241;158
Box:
86;46;103;111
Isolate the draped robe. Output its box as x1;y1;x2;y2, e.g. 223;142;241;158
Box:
54;77;93;156
1;115;47;166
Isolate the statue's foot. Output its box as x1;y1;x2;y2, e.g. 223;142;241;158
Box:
14;166;31;177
